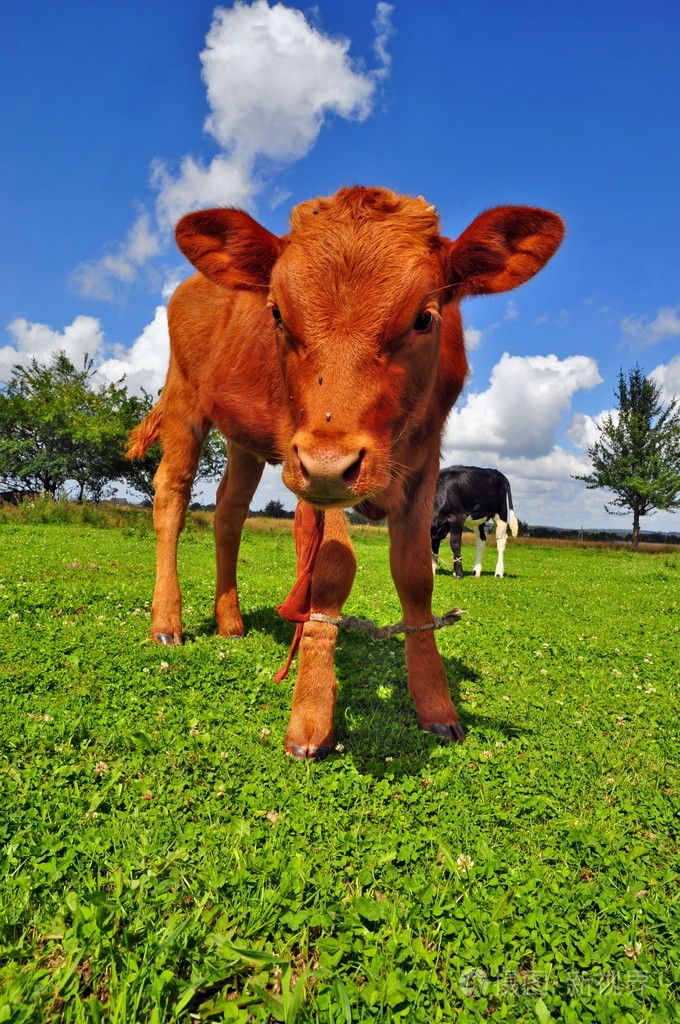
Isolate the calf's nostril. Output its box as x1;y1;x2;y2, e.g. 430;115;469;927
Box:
295;446;310;481
342;449;365;485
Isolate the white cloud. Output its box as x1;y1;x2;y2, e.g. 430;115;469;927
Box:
463;325;483;351
161;273;184;300
96;305;170;396
504;300;519;321
154;0;386;226
151;154;260;233
1;306;168;397
1;315;105;380
72;211;162;301
650;353;680;404
437;352;613;528
75;2;393;295
620;306;680;350
566;407;618;451
500;446;591;482
534;310;571;327
201;1;376;162
442;352;602;459
373;2;394;72
567;411;599;451
503;449;606;529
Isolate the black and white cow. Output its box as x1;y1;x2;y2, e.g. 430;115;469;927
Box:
431;466;518;578
0;489;38;505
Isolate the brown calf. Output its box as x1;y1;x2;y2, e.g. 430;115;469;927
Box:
128;186;563;758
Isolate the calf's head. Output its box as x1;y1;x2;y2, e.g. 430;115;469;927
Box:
176;187;563;509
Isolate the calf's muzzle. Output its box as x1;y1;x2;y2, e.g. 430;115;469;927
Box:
285;436;370;506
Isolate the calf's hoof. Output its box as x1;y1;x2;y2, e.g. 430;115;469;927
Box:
286;743;332;762
154;632;182;646
428;722;466;742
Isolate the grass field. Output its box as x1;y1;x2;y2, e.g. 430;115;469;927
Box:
1;504;678;1022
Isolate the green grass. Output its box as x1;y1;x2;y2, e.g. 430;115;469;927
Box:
0;511;678;1023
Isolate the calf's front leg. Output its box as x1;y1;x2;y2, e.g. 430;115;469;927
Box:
390;489;465;742
285;505;357;760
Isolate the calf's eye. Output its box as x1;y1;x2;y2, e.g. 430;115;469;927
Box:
271;306;282;325
413;311;433;332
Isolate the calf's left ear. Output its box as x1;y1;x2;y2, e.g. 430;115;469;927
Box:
442;206;565;298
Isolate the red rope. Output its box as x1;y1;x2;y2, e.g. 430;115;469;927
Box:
274;503;325;682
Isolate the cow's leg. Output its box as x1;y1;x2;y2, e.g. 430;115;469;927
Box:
285;506;357;760
449;518;465;579
494;516;508;578
214;441;265;636
150;405;208;645
390;483;464;742
472;523;486;577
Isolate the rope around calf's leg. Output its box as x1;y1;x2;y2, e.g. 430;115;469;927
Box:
308;607;465;640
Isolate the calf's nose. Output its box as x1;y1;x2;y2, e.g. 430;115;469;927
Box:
296;446;365;487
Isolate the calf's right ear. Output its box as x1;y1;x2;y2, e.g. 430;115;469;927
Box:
175;209;284;290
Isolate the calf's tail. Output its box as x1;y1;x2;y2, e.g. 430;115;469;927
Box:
506;480;519;537
126;400;163;460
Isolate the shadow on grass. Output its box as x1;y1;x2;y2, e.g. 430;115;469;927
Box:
332;637;533;778
243;607;297;646
434;567;519;580
182;604;532;775
184;607;294;645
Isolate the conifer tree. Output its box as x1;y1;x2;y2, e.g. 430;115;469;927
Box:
573;365;680;548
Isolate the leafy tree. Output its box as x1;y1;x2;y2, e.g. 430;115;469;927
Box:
573;365;680;549
66;375;146;503
263;498;289;519
0;353;152;501
0;353;92;496
0;352;227;503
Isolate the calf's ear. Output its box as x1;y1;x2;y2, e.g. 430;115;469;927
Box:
175;209;283;290
442;206;564;298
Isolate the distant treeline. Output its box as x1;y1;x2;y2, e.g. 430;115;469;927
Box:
189;503;677;545
4;492;678;545
517;521;679;545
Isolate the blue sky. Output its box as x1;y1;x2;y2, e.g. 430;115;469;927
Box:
2;0;679;530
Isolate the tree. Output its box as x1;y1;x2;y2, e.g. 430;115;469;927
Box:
573;365;680;549
67;375;146;503
0;353;149;501
0;353;94;496
263;498;289;519
0;352;227;503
